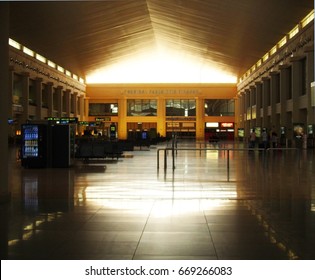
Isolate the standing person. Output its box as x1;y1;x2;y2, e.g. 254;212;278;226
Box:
261;128;268;149
271;131;278;148
249;129;256;149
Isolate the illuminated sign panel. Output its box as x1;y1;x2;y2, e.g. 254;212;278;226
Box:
220;122;234;128
206;122;219;128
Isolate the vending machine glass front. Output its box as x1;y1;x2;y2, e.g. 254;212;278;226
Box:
22;125;39;158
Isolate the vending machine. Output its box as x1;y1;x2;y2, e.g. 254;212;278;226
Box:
109;123;117;140
21;122;76;168
51;124;76;168
21;124;48;168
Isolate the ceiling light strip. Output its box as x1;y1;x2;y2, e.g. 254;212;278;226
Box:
8;38;85;84
239;9;314;83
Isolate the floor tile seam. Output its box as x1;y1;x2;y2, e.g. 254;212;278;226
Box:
56;207;103;243
203;209;219;260
131;200;156;260
243;200;302;259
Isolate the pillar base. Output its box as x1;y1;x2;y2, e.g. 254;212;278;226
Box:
0;192;11;204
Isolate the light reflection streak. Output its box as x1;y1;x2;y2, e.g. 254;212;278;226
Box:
83;183;237;201
8;212;64;247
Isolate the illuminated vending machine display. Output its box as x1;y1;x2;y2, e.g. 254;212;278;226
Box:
21;124;47;168
109;123;117;140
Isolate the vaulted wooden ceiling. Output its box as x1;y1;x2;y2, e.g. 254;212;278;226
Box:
8;0;314;80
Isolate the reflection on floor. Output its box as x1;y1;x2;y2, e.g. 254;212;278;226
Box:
1;141;315;260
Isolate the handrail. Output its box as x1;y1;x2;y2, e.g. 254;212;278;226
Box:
157;147;301;181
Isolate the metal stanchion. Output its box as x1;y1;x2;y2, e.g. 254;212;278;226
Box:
157;147;265;179
227;149;230;181
164;148;167;170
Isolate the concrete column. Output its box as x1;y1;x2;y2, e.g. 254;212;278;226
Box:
65;89;71;116
250;86;256;128
8;67;14;120
241;93;246;127
157;98;166;137
238;92;245;130
291;57;304;148
240;93;245;128
73;92;78;116
195;97;205;141
244;89;250;135
79;95;85;120
250;86;256;106
35;78;43;120
76;95;81;117
236;94;241;126
262;77;270;129
56;86;63;117
84;97;89;121
118;98;127;139
22;73;30;122
279;65;290;128
0;2;10;204
47;82;53;117
291;57;303;123
270;71;279;129
305;48;314;124
255;82;262;127
246;89;250;107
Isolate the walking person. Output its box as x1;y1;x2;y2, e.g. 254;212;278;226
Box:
249;129;256;149
261;128;269;149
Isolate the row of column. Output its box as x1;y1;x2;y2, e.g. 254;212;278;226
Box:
238;49;314;139
10;72;86;124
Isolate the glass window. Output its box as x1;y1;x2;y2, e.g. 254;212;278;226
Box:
89;103;118;116
135;100;142;113
166;99;195;116
205;99;234;116
127;99;157;116
188;100;196;116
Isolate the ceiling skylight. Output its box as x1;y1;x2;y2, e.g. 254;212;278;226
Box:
86;47;237;84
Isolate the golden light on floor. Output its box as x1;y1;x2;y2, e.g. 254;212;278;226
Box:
86;47;237;84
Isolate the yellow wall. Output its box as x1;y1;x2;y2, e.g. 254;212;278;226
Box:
86;83;237;140
87;83;236;99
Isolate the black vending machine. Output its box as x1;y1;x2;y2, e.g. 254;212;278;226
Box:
51;124;76;168
21;122;76;168
21;124;48;168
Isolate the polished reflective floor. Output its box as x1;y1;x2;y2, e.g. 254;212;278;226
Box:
1;141;315;260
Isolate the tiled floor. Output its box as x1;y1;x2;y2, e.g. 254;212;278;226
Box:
1;141;315;260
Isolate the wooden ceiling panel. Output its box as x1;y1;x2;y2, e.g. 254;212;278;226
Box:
8;0;313;79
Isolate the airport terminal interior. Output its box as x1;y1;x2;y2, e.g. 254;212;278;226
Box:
0;1;315;260
3;141;315;260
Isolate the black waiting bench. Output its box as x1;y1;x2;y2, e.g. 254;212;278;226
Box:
76;141;124;161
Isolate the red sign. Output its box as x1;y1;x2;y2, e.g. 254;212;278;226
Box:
220;122;234;128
